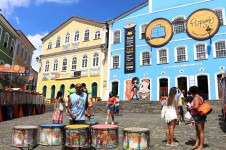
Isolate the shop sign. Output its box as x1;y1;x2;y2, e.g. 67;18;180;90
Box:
145;18;173;47
186;9;220;40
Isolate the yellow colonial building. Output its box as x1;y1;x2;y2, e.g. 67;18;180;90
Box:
37;16;108;101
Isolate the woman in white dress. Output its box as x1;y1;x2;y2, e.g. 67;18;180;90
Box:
165;87;179;146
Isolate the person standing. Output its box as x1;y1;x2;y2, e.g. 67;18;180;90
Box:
65;95;69;115
177;88;185;125
185;91;194;126
52;91;64;124
67;83;92;124
105;92;116;124
165;87;179;146
188;86;206;150
115;96;120;116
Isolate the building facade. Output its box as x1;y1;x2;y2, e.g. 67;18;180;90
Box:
107;0;226;100
37;17;108;100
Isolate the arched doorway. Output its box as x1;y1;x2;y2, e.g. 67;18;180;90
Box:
51;85;56;99
112;82;118;97
42;86;47;97
197;75;209;99
159;78;168;100
217;74;223;99
177;77;187;96
60;84;65;97
91;82;98;97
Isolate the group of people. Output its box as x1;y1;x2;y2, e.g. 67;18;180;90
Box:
52;83;93;125
163;86;206;150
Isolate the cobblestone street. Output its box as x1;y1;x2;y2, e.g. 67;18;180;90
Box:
0;102;226;150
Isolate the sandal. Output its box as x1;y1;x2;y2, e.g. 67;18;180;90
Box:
171;142;179;146
166;143;171;146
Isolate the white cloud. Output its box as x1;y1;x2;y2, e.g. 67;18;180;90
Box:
34;0;79;5
15;16;20;24
27;33;48;72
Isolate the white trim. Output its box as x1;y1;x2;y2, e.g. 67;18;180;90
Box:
213;8;225;26
112;29;121;44
83;28;90;41
111;54;120;69
212;39;226;58
139;23;148;39
174;45;188;62
157;76;170;101
175;75;189;92
193;42;208;60
73;30;80;42
195;73;211;100
149;0;153;13
93;29;101;40
140;50;151;66
157;48;168;64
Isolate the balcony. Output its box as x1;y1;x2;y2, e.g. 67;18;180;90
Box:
90;67;100;76
72;42;79;49
50;72;58;80
81;69;88;77
62;43;70;51
42;73;49;81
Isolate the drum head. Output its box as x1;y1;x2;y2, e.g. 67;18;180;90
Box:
124;127;149;132
92;124;118;129
13;125;38;129
66;124;89;129
39;124;66;127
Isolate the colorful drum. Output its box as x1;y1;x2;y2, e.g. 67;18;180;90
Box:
91;124;118;149
11;125;38;148
65;124;89;148
39;124;66;145
123;127;150;150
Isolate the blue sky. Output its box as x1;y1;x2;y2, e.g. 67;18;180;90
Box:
0;0;146;71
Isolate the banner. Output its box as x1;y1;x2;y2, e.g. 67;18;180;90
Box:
124;22;136;74
0;64;31;76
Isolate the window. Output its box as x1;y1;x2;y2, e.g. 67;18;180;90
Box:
93;53;99;67
141;51;150;65
176;47;186;62
215;10;224;25
21;48;24;57
74;31;79;42
11;39;15;53
0;60;4;65
71;57;77;70
173;18;186;34
0;26;2;41
158;49;167;64
62;58;67;71
84;29;89;41
56;36;61;47
113;30;120;44
141;24;147;39
3;32;9;48
82;55;88;68
112;55;119;68
53;59;58;71
24;51;27;61
28;55;31;63
195;44;207;60
65;33;70;44
215;41;226;58
16;44;20;54
45;61;50;72
94;30;100;39
47;41;52;49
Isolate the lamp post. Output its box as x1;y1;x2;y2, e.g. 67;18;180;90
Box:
206;26;212;44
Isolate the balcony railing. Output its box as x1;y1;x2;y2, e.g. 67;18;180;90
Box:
90;67;100;76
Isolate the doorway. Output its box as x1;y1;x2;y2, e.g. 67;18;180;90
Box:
92;82;98;97
159;78;168;100
60;84;65;97
51;85;56;99
42;86;47;97
111;82;118;97
197;75;209;99
177;77;187;96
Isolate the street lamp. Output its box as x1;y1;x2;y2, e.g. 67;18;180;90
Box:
206;26;212;44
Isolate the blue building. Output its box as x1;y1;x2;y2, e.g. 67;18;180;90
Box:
107;0;226;101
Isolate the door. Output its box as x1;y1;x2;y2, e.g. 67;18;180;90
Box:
92;82;98;97
197;75;209;99
60;84;65;97
42;86;47;97
51;85;56;99
112;82;118;97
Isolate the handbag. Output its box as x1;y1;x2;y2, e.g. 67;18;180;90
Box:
185;111;192;120
161;105;167;118
197;101;212;116
59;103;64;111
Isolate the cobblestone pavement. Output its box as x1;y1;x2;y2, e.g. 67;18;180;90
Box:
0;103;226;150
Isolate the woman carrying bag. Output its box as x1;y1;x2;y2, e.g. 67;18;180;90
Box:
52;91;64;124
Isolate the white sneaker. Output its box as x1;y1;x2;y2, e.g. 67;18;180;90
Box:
105;121;108;124
111;122;114;125
179;122;182;126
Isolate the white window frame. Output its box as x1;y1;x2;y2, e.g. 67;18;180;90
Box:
84;29;90;41
157;48;168;64
47;41;52;49
3;32;9;48
140;50;151;66
74;30;79;42
65;32;70;44
111;55;120;69
193;43;208;60
44;60;50;73
62;58;68;71
71;57;77;70
81;55;88;68
140;23;148;39
56;36;61;48
213;40;226;58
11;39;15;53
113;30;121;44
0;26;2;42
214;8;225;26
174;46;188;62
92;53;99;67
94;30;101;39
53;59;58;72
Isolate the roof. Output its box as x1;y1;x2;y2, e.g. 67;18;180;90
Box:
16;30;36;51
41;16;106;42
